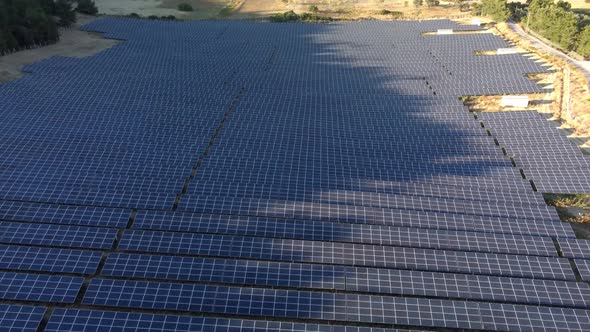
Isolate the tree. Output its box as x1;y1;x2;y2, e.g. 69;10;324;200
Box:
481;0;510;21
413;0;423;7
556;0;572;10
177;3;193;12
76;0;98;15
576;25;590;57
54;0;77;26
529;1;579;50
0;0;67;53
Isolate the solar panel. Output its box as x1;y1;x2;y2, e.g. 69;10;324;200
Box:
0;200;130;227
0;304;46;332
45;309;415;332
134;211;558;256
0;222;117;249
558;239;590;259
82;278;590;330
0;245;101;274
103;253;346;290
119;230;574;280
0;272;83;303
104;252;590;308
81;279;482;328
575;259;590;281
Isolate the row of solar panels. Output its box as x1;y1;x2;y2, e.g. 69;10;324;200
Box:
5;304;590;332
478;111;590;193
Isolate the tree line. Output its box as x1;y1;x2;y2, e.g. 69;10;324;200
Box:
478;0;590;58
0;0;97;54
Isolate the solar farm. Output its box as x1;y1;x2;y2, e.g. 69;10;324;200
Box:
1;17;590;331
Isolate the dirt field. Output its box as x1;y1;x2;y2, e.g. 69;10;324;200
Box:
230;0;288;18
93;0;468;20
0;15;118;84
95;0;230;19
230;0;468;19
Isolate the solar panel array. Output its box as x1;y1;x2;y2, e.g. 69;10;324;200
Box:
477;111;590;193
0;17;589;331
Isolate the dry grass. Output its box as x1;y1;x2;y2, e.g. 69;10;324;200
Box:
94;0;231;19
545;193;590;209
545;193;590;224
275;1;469;20
576;214;590;223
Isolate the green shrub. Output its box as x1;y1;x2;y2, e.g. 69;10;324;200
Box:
269;10;332;22
177;3;193;12
481;0;509;21
508;2;527;22
377;9;402;17
269;10;299;22
54;0;77;26
576;25;590;57
76;0;98;15
148;15;159;19
308;5;319;13
128;13;141;18
413;0;423;7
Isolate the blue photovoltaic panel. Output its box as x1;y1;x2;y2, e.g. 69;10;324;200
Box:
141;206;574;239
82;279;590;330
177;195;560;225
0;272;83;303
0;304;46;332
134;211;558;257
346;267;590;308
575;259;590;281
81;278;482;329
187;178;548;206
102;253;347;290
0;200;131;227
119;230;575;280
45;309;415;332
0;245;101;274
558;239;590;259
0;222;117;249
103;252;590;308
